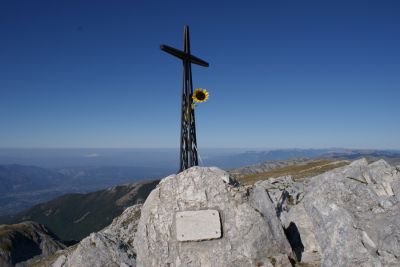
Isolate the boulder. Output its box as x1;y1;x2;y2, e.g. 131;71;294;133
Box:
30;205;142;267
134;166;293;267
255;175;304;215
283;159;400;267
282;204;321;265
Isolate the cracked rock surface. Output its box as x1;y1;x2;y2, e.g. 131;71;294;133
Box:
29;205;142;267
32;159;400;267
277;159;400;267
134;166;293;267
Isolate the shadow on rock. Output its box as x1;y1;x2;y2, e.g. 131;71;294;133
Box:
284;222;304;261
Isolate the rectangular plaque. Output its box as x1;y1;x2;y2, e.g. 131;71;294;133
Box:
176;209;221;241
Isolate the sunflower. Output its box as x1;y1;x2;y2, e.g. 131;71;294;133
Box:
192;88;209;103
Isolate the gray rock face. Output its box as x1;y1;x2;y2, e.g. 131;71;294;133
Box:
392;180;400;201
255;175;304;214
255;175;321;265
52;231;136;267
31;205;142;267
282;203;321;265
32;159;400;267
134;166;293;267
283;159;400;267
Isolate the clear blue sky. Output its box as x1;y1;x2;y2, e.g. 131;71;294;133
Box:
1;0;399;149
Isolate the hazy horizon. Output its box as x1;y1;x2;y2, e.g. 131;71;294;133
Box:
1;147;400;169
1;146;400;150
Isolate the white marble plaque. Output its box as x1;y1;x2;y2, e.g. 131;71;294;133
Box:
176;209;221;241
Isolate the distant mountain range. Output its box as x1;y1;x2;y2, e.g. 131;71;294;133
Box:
0;164;172;216
1;148;399;217
209;148;400;168
320;149;400;164
0;179;159;242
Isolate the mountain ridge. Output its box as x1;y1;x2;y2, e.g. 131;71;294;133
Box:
0;221;66;267
1;179;159;241
0;164;169;216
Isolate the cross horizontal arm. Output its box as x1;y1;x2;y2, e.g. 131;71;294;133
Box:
189;54;209;67
160;45;185;60
160;44;209;67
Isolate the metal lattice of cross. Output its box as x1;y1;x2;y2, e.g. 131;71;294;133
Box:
160;25;209;173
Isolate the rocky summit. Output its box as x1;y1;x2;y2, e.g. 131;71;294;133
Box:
283;159;400;267
134;167;293;266
31;159;400;267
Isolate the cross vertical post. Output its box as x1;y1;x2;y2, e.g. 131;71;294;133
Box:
160;25;209;172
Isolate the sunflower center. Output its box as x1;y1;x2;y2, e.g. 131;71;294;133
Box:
195;91;206;100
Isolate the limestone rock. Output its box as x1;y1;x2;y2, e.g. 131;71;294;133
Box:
255;175;304;215
392;180;400;201
283;158;400;267
282;204;321;265
30;205;142;267
134;166;293;267
30;158;400;267
32;167;295;267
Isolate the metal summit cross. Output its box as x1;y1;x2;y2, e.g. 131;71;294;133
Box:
161;25;209;173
